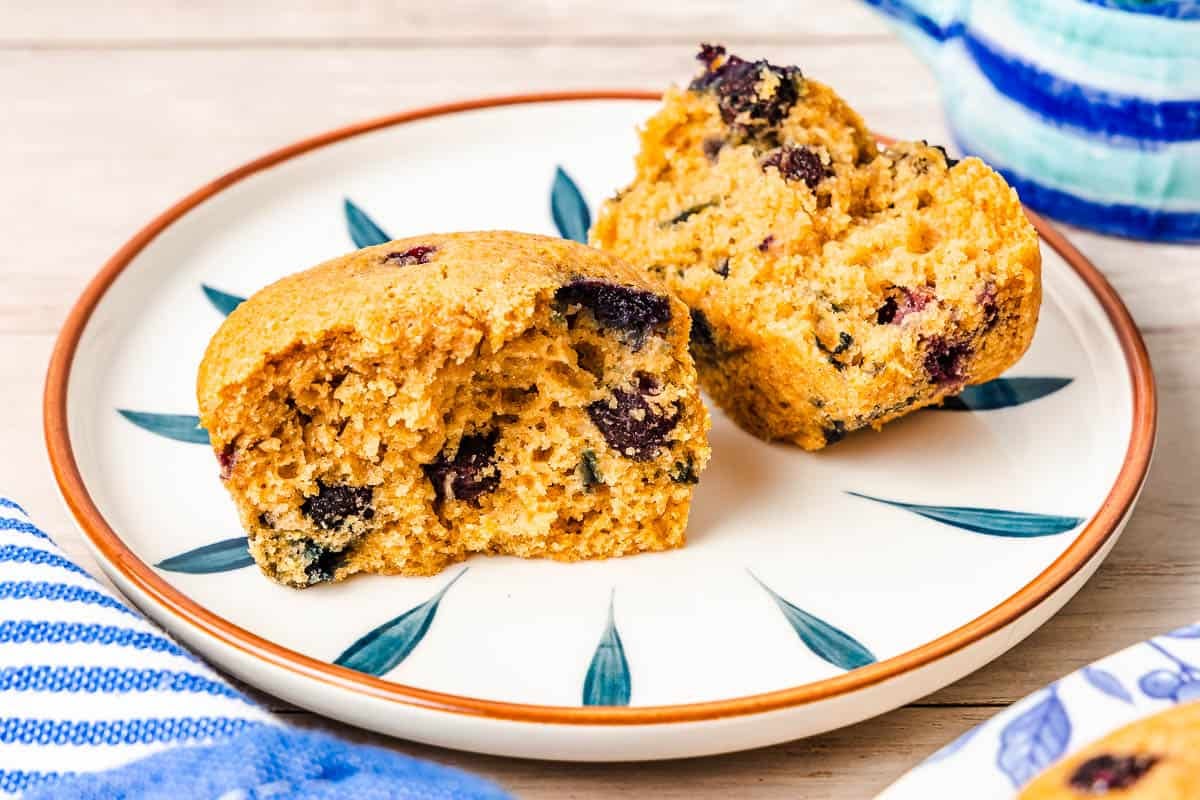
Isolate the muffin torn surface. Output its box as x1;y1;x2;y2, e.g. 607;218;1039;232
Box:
198;232;710;587
592;45;1042;449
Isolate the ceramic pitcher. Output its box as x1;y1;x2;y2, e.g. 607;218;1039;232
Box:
864;0;1200;242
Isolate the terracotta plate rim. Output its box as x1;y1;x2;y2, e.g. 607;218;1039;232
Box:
42;90;1157;726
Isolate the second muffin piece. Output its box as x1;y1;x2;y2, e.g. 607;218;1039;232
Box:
592;45;1042;450
1017;700;1200;798
198;231;709;587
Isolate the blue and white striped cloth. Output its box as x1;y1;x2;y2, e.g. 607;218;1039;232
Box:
0;498;508;799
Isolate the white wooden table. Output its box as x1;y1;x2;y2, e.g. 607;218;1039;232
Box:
2;2;1197;796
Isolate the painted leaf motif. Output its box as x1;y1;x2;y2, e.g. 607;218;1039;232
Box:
1173;680;1200;703
202;284;246;316
1138;668;1181;700
156;537;252;573
1082;666;1132;704
344;198;391;248
996;688;1071;788
334;569;466;677
1167;623;1200;639
847;492;1083;538
935;377;1073;411
551;166;590;243
117;410;209;445
582;591;631;706
751;573;876;671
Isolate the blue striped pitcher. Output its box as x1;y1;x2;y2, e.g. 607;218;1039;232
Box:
864;0;1200;242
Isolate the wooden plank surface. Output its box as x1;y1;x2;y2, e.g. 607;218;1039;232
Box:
0;1;891;44
1;2;1198;796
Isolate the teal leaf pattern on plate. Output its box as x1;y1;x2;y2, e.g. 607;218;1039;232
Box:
847;492;1084;538
935;377;1073;411
551;166;590;243
582;590;631;706
201;284;246;316
117;410;209;445
750;572;876;671
156;537;252;573
344;198;391;248
334;569;467;677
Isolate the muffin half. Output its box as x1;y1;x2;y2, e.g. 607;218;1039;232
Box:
592;45;1042;449
198;231;710;587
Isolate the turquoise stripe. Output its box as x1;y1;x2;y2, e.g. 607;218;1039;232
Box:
955;148;1200;240
941;43;1200;209
1009;0;1200;57
981;5;1200;90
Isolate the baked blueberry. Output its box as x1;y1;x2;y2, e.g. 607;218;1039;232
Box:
422;430;502;505
218;444;236;480
762;146;828;189
876;286;933;325
302;540;352;585
822;420;847;445
300;481;374;531
702;136;725;163
690;44;802;132
384;245;437;265
1068;754;1158;794
588;389;681;461
924;338;971;386
555;278;671;344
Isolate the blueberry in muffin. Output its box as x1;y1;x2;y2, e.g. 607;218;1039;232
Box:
1019;701;1200;798
592;45;1042;449
198;232;710;586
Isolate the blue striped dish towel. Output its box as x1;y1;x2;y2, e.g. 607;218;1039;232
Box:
0;498;509;799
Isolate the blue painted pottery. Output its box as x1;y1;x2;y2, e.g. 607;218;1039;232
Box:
865;0;1200;242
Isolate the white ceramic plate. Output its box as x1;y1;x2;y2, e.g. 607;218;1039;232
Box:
45;93;1155;761
881;622;1200;798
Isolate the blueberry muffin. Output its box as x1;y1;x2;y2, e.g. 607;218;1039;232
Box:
591;45;1042;449
197;231;710;587
1019;702;1200;798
